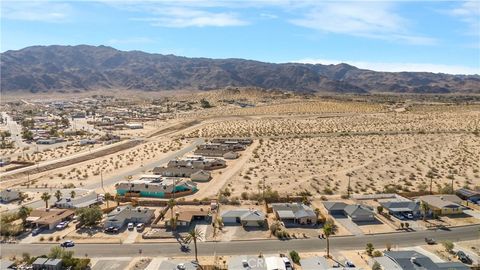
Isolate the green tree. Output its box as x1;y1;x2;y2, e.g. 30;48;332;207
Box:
21;130;33;140
366;243;375;256
18;206;32;226
372;261;382;270
167;198;176;230
184;228;204;262
420;201;430;221
289;250;300;264
76;206;103;227
323;221;334;258
41;192;51;208
54;190;63;202
104;192;112;208
377;206;384;214
70;190;76;199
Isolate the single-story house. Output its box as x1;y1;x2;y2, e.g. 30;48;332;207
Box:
379;250;469;270
190;170;211;182
164;208;210;228
299;256;329;270
323;202;348;216
270;203;317;225
32;258;62;270
221;209;266;227
54;191;102;209
344;205;375;222
456;188;480;203
418;195;464;216
228;255;267;270
158;259;198;270
380;200;420;217
0;189;20;203
223;151;240;159
27;208;75;230
104;205;155;228
323;202;375;222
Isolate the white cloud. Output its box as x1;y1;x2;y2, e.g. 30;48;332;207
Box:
0;1;72;22
294;58;480;75
289;1;436;45
449;0;480;36
145;7;248;27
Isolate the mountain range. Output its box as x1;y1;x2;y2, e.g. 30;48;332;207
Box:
1;45;479;94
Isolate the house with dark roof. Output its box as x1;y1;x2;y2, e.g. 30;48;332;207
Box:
270;203;317;226
380;200;420;217
378;250;469;270
456;188;480;203
323;202;375;222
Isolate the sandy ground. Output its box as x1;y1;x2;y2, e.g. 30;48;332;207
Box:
223;133;480;198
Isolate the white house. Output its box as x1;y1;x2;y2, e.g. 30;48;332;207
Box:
0;189;20;203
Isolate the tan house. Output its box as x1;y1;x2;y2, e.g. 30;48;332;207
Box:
164;208;210;228
27;208;75;230
418;195;464;216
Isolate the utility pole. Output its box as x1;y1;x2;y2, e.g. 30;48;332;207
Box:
101;170;105;193
347;174;352;199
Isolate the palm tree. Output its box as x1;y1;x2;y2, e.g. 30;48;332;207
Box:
70;190;76;199
323;222;333;258
167;198;176;230
420;201;430;221
54;190;62;202
104;192;112;208
184;228;204;262
41;192;51;208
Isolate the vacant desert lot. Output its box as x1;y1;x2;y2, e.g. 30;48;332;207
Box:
226;132;479;198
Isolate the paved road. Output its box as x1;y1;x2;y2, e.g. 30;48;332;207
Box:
2;225;478;257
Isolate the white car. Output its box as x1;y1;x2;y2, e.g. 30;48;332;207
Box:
127;223;134;230
56;221;69;230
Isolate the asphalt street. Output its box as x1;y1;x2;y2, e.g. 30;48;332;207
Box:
1;225;478;257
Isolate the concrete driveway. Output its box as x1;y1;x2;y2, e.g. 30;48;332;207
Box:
332;215;364;236
92;258;131;270
464;210;480;220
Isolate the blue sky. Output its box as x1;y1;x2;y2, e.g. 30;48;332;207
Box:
1;0;479;74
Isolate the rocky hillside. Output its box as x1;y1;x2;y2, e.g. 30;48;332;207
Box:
1;45;479;94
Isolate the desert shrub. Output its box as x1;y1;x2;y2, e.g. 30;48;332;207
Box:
289;250;300;264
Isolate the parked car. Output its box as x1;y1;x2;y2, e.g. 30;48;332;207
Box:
136;223;145;231
56;221;69;230
282;257;293;270
457;251;473;264
60;240;75;248
425;237;436;245
404;213;414;219
104;226;119;234
127;223;134;230
345;261;356;267
32;227;44;236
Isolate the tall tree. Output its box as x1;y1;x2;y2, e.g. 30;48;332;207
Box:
420;201;430;221
104;192;112;208
41;192;51;208
184;228;204;262
323;221;333;258
18;206;32;226
54;190;62;202
167;198;176;230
